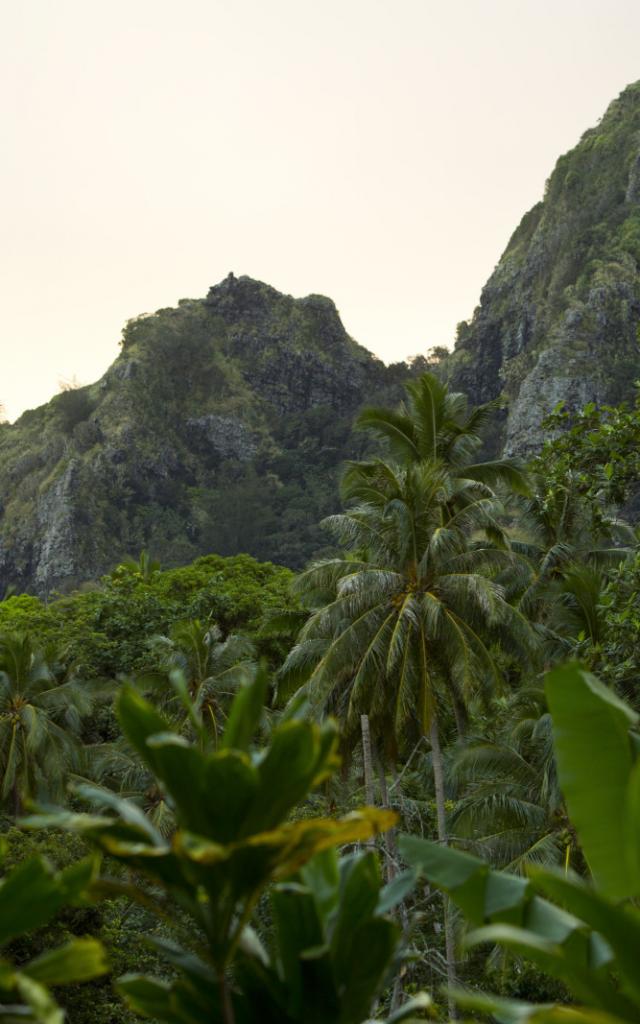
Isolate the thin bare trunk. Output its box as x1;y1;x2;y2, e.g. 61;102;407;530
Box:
451;691;468;740
429;715;457;1019
377;746;408;1012
361;714;375;806
218;972;235;1024
429;717;448;843
360;722;381;1016
12;781;21;819
374;745;398;882
361;714;377;853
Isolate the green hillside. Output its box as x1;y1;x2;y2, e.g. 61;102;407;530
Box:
448;80;640;455
0;274;417;596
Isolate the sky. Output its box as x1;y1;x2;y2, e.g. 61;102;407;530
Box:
3;0;640;422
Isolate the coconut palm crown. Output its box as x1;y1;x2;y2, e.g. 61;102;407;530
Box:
0;633;93;814
354;371;529;494
282;459;534;750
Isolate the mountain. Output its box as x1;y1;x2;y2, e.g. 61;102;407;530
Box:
0;274;416;596
448;80;640;455
7;83;640;595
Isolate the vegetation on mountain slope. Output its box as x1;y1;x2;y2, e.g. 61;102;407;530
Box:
7;71;640;1023
0;275;426;596
447;80;640;455
0;371;638;1022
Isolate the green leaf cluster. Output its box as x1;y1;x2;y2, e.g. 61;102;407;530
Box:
0;849;106;1023
0;553;294;680
24;668;421;1023
402;663;640;1024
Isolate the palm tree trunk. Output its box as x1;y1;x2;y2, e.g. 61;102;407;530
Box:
375;746;410;1012
429;716;448;843
429;714;458;1019
451;691;468;740
12;780;21;819
374;745;398;882
218;972;235;1024
361;714;375;806
360;714;377;854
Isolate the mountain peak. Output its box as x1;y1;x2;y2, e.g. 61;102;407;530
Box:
0;277;409;596
448;79;640;455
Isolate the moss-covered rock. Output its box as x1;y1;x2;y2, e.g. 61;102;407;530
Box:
446;80;640;455
0;274;412;595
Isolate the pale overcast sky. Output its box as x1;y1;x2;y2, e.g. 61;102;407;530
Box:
2;0;640;422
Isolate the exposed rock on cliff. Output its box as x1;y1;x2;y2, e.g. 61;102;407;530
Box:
0;275;412;595
449;81;640;455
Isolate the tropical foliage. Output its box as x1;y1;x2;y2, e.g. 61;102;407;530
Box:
402;663;640;1024
0;373;638;1022
23;668;424;1024
0;847;106;1023
0;553;293;680
0;634;95;815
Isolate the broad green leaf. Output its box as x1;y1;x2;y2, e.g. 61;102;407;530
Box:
221;664;268;752
376;868;417;916
386;992;433;1022
400;836;626;1011
529;868;640;1002
242;720;339;833
332;853;381;969
24;939;108;986
116;685;172;775
201;752;260;844
0;859;73;947
624;758;640;892
298;847;340;921
484;871;531;924
117;975;183;1023
463;924;631;1015
271;881;327;1012
450;987;628;1024
545;663;638;900
400;835;496;924
144;734;213;835
14;975;63;1024
337;917;400;1023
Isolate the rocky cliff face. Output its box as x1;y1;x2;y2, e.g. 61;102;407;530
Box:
8;83;640;593
0;275;413;595
449;81;640;456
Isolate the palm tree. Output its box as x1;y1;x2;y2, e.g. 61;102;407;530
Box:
354;372;529;494
282;460;536;1004
540;562;607;663
285;458;533;800
0;633;93;814
148;619;256;745
447;681;566;873
80;739;174;835
119;550;161;581
511;471;634;622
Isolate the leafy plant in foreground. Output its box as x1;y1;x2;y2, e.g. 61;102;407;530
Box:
0;849;106;1022
26;669;426;1023
402;662;640;1023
